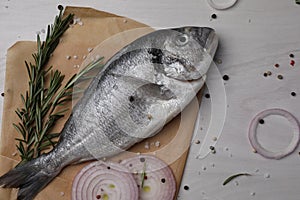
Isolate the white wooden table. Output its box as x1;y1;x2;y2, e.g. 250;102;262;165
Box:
1;0;300;199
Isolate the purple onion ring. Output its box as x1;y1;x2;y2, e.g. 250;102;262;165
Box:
248;108;300;160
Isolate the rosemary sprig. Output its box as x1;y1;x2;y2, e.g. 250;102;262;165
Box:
141;162;147;188
222;173;252;186
13;6;104;165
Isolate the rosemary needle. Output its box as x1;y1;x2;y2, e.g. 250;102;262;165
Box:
222;173;252;186
13;6;104;165
141;162;147;188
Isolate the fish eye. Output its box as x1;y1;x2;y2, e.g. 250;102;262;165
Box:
175;34;189;46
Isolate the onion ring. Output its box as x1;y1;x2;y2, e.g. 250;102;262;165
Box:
72;161;138;200
248;108;300;160
206;0;238;10
121;155;176;200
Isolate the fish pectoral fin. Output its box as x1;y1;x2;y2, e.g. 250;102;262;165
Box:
118;75;176;101
134;83;176;101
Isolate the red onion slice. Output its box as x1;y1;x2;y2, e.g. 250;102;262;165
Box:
207;0;238;10
121;155;176;200
248;108;300;160
72;161;138;200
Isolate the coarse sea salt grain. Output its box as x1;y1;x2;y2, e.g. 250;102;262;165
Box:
144;142;150;149
155;141;160;147
88;47;93;53
264;173;270;179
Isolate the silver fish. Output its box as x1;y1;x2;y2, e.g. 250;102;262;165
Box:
0;26;218;200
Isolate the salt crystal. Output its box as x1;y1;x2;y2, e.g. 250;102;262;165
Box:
66;55;71;60
264;173;270;179
78;21;83;26
73;55;78;59
195;140;200;144
155;141;160;147
60;192;65;196
83;55;87;59
88;47;93;53
144;142;150;149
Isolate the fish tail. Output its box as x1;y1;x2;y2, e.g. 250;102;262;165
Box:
0;157;58;200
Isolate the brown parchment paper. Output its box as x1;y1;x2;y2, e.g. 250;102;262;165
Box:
0;6;202;200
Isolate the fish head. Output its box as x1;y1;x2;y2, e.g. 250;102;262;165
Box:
159;26;218;81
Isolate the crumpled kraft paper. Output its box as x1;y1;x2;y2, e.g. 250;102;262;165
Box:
0;6;202;200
